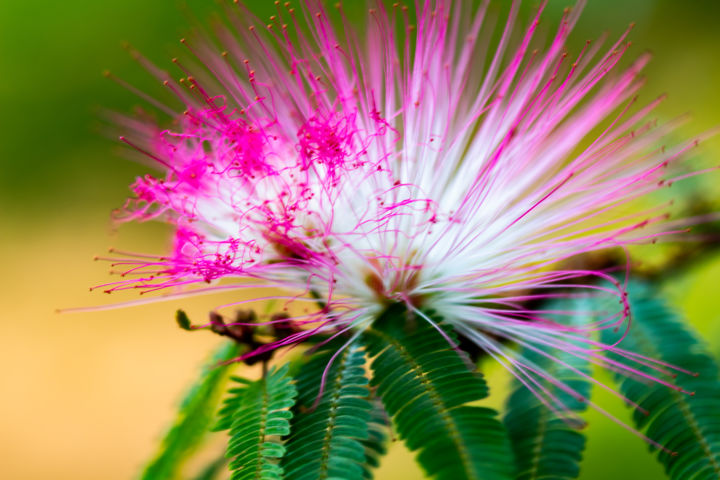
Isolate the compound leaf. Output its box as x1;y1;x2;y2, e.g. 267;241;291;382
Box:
224;365;297;480
140;341;241;480
363;305;514;480
282;341;375;480
503;298;593;480
361;399;390;479
601;282;720;480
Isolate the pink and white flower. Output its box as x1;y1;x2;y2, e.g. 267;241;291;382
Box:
93;0;708;417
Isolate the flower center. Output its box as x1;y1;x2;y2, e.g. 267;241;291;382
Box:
364;260;425;308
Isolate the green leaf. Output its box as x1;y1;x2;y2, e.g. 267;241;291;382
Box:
214;375;253;433
191;455;227;480
503;298;592;480
361;399;389;479
282;341;374;480
601;281;720;480
223;364;297;480
140;341;241;480
363;304;514;480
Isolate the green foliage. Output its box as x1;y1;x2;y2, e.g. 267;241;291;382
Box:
191;455;227;480
140;341;241;480
503;298;592;480
601;282;720;480
223;365;297;480
361;400;390;479
214;376;253;433
363;305;514;480
282;342;374;480
144;285;720;480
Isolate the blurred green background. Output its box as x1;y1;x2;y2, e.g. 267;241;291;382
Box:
1;1;719;479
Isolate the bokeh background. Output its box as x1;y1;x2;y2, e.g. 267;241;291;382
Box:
2;1;719;479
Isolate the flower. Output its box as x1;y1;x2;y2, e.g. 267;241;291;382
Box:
97;1;703;415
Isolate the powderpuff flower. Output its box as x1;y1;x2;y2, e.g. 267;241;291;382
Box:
95;0;706;413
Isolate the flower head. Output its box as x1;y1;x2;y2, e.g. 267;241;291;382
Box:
98;0;704;415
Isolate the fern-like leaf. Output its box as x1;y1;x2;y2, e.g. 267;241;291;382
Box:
363;304;514;480
503;298;592;480
225;365;297;480
361;399;389;479
601;282;720;480
282;342;374;480
214;376;252;432
140;341;241;480
191;455;227;480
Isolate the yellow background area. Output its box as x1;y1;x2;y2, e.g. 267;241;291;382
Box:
2;1;719;479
